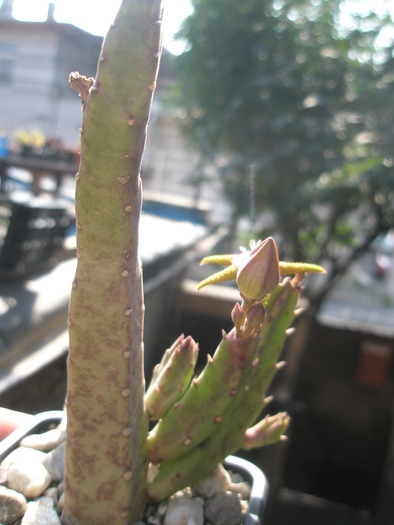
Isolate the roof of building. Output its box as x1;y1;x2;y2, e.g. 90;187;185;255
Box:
0;18;103;44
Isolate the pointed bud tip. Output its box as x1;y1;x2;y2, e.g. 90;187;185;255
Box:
236;237;280;301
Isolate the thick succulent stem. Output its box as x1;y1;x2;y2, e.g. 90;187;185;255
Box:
242;412;290;449
147;278;299;502
146;303;264;464
63;2;162;524
145;336;199;420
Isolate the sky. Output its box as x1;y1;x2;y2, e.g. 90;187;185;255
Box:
5;0;194;55
3;0;393;52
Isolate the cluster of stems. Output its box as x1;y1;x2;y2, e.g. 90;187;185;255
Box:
62;1;324;524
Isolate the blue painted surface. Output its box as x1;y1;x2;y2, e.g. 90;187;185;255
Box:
142;200;206;225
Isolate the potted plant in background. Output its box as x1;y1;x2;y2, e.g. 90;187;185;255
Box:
0;1;324;524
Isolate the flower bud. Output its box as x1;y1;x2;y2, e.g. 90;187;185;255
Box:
236;237;280;301
243;303;265;337
231;302;244;332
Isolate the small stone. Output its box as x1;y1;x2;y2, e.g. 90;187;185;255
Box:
204;491;242;525
20;428;66;452
157;501;167;516
7;460;51;499
0;485;27;524
145;505;156;518
42;442;65;482
193;464;231;498
57;481;64;497
57;492;65;515
229;481;251;500
164;495;204;525
229;472;243;484
22;497;61;525
44;487;59;506
1;447;47;468
147;515;161;525
240;498;249;515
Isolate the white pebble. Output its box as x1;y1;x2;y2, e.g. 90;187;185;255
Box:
21;497;61;525
157;501;168;516
193;464;231;498
43;487;59;506
7;460;51;499
164;495;204;525
42;442;65;482
1;447;47;468
20;428;65;452
147;516;161;525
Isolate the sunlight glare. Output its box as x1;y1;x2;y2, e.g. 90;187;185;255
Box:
7;0;193;55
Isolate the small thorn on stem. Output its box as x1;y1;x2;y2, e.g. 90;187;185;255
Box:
117;177;130;185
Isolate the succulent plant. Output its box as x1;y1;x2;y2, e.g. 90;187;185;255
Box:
62;1;324;524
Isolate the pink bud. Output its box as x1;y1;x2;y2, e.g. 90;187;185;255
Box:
231;302;244;330
236;237;280;301
244;303;265;332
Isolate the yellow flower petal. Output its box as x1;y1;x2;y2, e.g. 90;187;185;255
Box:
200;254;235;267
279;262;326;275
196;265;238;291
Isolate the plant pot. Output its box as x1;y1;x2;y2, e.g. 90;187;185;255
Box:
0;411;269;524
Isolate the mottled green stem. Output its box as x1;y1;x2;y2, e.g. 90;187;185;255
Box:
147;278;299;502
63;2;162;524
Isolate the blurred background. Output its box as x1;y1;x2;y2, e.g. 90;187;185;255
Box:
0;0;393;523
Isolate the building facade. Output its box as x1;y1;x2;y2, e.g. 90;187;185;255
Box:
0;2;102;146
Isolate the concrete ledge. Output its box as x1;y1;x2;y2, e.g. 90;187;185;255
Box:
176;279;241;320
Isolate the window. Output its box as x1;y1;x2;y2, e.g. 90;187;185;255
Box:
0;41;15;84
0;58;13;83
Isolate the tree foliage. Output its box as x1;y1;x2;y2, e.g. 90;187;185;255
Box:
175;0;394;301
